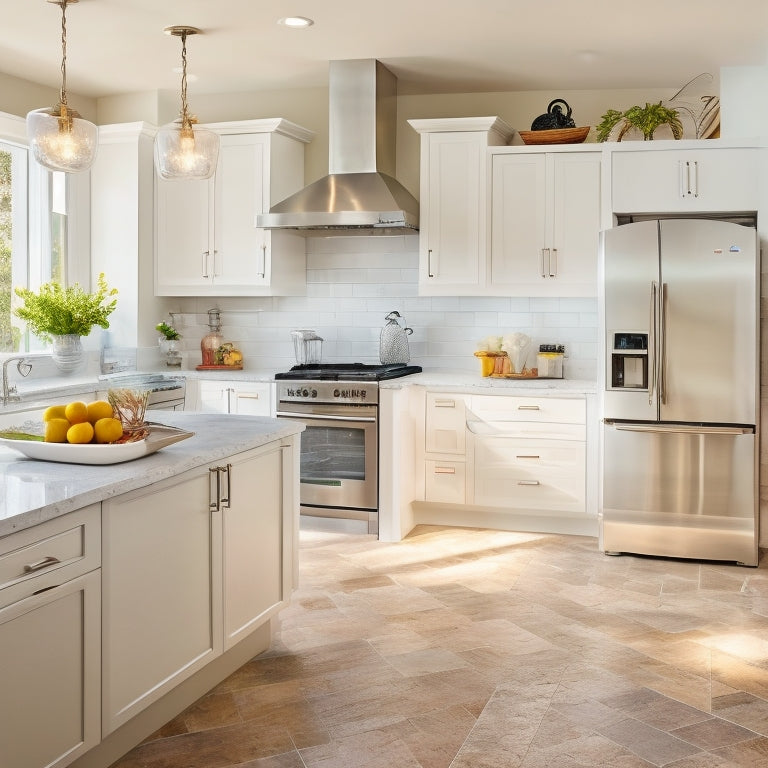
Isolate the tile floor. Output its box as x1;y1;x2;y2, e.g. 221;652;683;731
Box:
112;526;768;768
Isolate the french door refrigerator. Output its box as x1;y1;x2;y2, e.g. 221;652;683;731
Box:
601;218;759;566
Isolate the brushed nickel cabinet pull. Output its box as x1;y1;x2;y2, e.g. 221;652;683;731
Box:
23;555;61;573
434;466;456;474
434;399;456;408
517;480;540;486
427;248;435;278
516;455;540;459
517;405;540;410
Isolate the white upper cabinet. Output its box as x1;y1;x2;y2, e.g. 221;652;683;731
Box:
490;149;601;297
155;119;313;297
610;144;759;214
409;117;514;295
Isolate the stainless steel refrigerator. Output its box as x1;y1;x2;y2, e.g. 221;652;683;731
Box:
600;218;759;566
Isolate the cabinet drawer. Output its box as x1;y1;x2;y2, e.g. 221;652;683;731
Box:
0;505;101;608
425;460;466;504
470;439;585;512
469;394;585;424
425;392;469;454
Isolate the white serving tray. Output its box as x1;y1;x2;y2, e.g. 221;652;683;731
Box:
0;424;194;465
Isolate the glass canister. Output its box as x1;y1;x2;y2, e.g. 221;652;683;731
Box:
201;309;224;367
291;330;323;365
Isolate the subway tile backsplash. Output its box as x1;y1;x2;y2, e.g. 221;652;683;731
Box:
166;236;598;379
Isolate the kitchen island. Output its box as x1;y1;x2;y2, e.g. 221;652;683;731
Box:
0;412;302;768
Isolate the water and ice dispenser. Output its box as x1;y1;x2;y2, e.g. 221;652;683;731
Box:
610;332;648;389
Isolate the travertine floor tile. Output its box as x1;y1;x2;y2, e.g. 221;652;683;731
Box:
110;526;768;768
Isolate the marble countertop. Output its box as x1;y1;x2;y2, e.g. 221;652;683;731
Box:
381;371;596;395
0;412;303;539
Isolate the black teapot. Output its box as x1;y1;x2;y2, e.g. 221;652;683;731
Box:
531;99;576;131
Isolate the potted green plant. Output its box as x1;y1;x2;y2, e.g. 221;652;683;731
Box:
155;320;182;368
597;102;683;142
13;272;118;371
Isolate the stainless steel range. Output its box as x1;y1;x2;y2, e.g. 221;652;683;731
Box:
275;363;422;535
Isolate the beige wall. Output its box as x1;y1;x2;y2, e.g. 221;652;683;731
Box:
0;71;96;122
0;69;680;198
97;84;677;200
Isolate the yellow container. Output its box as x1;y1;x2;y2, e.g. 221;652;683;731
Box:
474;351;502;377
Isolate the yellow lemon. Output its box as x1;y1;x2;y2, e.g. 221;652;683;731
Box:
43;405;67;422
44;418;70;443
94;417;124;444
87;400;114;424
67;421;94;444
64;401;89;425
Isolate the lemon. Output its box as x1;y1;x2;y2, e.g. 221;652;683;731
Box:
87;400;114;424
67;421;94;444
94;417;124;444
44;418;70;443
43;405;67;422
64;401;89;425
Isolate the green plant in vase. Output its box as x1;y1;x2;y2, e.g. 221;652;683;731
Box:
13;272;117;371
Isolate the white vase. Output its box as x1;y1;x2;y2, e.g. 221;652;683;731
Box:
51;334;84;373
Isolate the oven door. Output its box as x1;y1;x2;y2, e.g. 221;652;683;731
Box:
276;402;378;516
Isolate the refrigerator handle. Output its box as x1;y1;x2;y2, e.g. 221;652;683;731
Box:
609;422;754;436
658;282;667;404
648;281;657;406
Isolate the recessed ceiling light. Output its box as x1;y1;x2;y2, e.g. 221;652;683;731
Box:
278;16;314;28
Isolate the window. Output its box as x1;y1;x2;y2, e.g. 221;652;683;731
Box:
0;135;70;353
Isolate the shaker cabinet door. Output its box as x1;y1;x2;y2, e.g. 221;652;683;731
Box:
611;147;758;213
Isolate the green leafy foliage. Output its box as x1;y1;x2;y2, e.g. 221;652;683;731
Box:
13;272;118;343
597;102;683;142
155;321;180;340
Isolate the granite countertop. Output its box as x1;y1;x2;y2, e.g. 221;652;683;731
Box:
0;412;303;539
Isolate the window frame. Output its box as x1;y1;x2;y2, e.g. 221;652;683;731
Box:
0;110;91;354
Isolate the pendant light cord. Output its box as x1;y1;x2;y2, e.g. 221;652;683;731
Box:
59;0;68;107
179;31;191;128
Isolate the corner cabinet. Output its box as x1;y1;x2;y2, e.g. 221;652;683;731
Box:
610;143;759;214
155;119;314;297
408;117;514;295
490;148;601;296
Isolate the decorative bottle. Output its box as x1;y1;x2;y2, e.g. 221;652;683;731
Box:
201;309;223;367
379;311;413;364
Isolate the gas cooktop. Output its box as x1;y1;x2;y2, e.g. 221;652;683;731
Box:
274;363;422;381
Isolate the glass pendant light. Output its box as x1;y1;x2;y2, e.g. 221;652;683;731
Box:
26;0;98;173
154;26;219;181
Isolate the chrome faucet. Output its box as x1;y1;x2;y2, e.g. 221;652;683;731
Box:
2;356;34;406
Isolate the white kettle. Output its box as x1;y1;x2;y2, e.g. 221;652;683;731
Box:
379;311;413;364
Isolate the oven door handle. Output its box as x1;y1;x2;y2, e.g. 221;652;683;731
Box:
276;411;377;423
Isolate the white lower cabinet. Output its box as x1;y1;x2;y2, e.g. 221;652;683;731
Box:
466;395;586;514
417;390;589;531
424;392;470;503
469;437;586;512
0;506;101;768
102;441;290;734
196;380;273;416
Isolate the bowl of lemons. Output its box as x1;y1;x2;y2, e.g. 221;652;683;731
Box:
0;397;193;464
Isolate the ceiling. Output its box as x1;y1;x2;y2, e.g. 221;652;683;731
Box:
2;0;768;100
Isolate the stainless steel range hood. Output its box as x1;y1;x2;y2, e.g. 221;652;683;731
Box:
257;59;419;236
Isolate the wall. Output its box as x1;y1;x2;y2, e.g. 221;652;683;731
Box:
95;85;676;202
162;236;598;378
